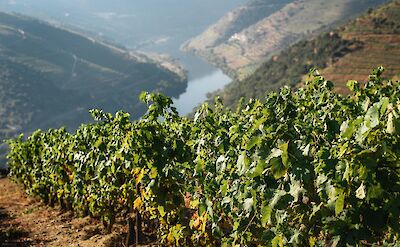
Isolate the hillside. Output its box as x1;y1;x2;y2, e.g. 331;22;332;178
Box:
320;1;400;92
208;0;400;109
0;12;187;141
0;0;246;59
182;0;387;80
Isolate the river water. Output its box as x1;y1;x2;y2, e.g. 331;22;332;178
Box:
140;46;233;116
169;53;231;115
173;69;231;115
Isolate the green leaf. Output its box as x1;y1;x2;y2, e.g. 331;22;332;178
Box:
94;137;103;148
335;192;345;216
278;142;289;167
269;148;283;159
309;202;323;221
367;183;384;200
272;234;284;247
111;163;116;174
346;80;359;92
309;236;317;247
216;155;227;173
139;91;148;102
250;160;266;178
289;179;305;202
365;104;379;129
233;221;240;231
136;168;145;185
195;158;205;174
356;123;370;144
149;167;158;179
251;189;257;213
270;157;287;180
221;180;228;197
206;199;214;217
246;136;260;150
261;204;272;227
340;121;354;139
158;205;166;217
380;97;390;115
302;143;311;156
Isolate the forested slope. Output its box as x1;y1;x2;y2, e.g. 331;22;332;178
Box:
0;12;187;141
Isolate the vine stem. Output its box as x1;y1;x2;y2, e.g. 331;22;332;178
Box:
243;212;257;233
135;182;142;246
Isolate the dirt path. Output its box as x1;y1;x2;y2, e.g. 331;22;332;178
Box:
0;177;125;247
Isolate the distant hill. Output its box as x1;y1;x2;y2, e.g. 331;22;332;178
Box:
0;0;246;58
182;0;388;80
0;12;187;141
208;0;400;109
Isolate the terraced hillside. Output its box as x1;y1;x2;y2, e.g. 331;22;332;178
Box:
183;0;387;80
0;12;187;141
321;2;400;92
208;0;400;109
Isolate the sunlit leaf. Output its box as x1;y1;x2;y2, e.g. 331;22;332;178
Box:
356;183;366;200
272;234;284;247
134;197;142;209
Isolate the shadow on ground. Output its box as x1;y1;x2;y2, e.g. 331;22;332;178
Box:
0;207;32;247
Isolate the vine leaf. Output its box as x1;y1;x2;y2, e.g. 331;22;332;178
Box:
134;197;142;209
335;192;345;216
356;183;366;199
272;234;284;247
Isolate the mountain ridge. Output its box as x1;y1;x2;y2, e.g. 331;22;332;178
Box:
183;0;388;80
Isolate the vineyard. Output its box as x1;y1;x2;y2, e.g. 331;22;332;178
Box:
5;67;400;246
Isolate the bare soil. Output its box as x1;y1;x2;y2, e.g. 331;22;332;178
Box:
0;177;127;247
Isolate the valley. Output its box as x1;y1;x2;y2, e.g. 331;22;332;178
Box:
0;0;247;119
0;1;400;246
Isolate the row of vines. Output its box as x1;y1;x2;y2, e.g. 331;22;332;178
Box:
6;67;400;246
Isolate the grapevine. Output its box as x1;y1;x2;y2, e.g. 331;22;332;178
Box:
6;67;400;246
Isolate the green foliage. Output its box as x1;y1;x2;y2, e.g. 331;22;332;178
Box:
6;67;400;246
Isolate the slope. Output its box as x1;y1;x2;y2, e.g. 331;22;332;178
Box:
183;0;387;80
209;0;400;108
320;2;400;92
0;12;187;141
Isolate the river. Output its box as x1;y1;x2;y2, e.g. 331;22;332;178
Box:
173;69;231;115
169;54;232;116
140;45;233;116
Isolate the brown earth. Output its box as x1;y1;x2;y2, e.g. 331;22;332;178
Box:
321;0;400;93
295;1;400;95
0;177;129;247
